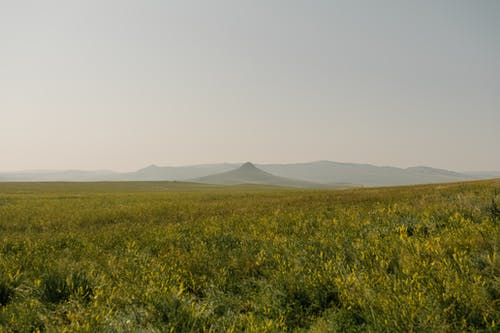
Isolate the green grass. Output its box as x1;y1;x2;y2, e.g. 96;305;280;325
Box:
0;180;499;332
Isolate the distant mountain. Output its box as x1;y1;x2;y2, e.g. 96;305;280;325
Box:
0;161;498;187
257;161;479;187
463;171;500;179
115;163;239;181
0;170;116;182
191;162;338;188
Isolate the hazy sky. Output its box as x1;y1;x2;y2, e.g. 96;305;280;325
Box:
1;0;499;172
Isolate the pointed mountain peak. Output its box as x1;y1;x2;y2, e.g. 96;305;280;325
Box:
239;162;258;170
137;164;162;172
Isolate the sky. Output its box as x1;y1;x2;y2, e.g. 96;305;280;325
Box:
1;0;499;172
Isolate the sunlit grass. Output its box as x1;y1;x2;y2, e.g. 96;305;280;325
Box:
0;180;499;331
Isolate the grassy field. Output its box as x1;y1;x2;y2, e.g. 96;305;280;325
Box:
0;180;499;332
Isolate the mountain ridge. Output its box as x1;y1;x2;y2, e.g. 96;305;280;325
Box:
0;161;498;187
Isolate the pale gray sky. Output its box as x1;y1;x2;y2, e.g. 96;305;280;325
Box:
1;0;499;172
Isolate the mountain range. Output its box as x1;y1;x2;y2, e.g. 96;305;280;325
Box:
0;161;498;188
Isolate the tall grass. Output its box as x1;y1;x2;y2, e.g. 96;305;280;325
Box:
0;180;498;331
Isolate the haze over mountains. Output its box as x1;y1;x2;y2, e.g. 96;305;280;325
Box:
192;162;335;188
1;161;498;188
